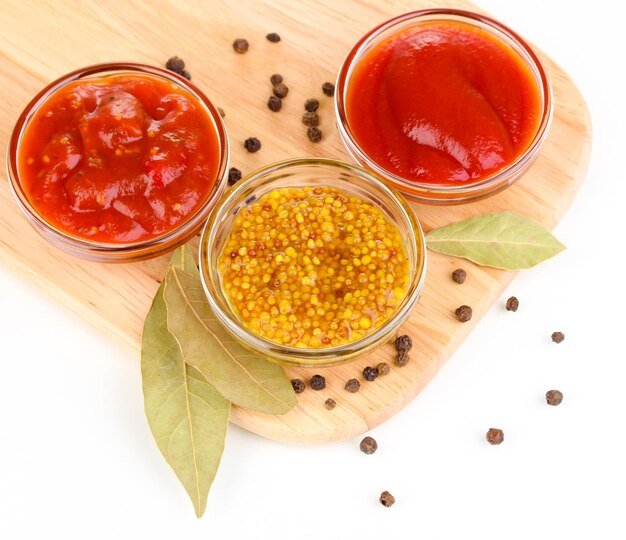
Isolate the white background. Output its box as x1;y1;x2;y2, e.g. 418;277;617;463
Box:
1;1;625;538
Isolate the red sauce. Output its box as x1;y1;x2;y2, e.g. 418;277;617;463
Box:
346;21;542;186
19;73;221;243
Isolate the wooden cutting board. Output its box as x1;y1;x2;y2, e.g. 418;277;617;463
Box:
0;0;590;443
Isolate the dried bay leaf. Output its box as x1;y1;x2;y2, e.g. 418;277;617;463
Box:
425;212;565;270
170;244;198;274
163;248;297;415
141;281;230;518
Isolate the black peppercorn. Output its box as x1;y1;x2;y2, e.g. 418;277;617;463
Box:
304;98;319;112
455;305;473;322
302;111;320;127
360;436;377;454
267;95;282;112
322;82;335;96
270;73;283;85
506;296;519;312
379;491;395;507
486;428;504;445
546;389;563;406
551;331;565;344
181;70;191;80
452;268;466;284
217;107;226;118
165;56;185;74
345;378;360;393
232;38;249;54
394;334;412;352
228;167;242;186
325;398;336;410
376;362;390;376
272;82;289;98
310;374;326;391
395;350;410;367
291;379;305;394
244;137;261;153
266;32;281;43
307;126;322;143
363;366;378;382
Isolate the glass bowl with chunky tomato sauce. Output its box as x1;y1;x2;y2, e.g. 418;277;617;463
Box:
8;62;229;262
335;9;553;204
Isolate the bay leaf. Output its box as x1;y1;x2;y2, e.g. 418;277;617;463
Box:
425;211;565;270
170;244;198;274
141;281;230;518
163;248;297;414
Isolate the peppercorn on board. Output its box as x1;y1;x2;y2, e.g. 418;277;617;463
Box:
0;0;590;443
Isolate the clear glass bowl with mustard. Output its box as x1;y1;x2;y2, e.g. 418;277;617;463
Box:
199;158;426;367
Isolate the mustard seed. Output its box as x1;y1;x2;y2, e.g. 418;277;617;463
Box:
291;379;305;394
486;428;504;445
310;374;326;391
546;389;563;406
217;186;409;348
325;398;336;410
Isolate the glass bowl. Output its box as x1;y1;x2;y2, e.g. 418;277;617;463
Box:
199;158;427;367
6;62;229;262
335;8;553;205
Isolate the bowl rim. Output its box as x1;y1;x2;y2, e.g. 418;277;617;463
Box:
6;61;229;257
334;7;554;203
199;157;427;365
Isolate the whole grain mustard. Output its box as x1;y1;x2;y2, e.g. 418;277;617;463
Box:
218;186;409;348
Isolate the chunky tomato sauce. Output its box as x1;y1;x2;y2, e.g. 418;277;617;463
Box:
346;21;542;185
19;73;220;243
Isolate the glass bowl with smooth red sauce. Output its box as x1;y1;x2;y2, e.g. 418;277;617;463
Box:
7;62;229;262
335;9;553;204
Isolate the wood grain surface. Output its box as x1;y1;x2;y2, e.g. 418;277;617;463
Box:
0;0;591;443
